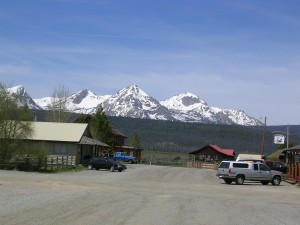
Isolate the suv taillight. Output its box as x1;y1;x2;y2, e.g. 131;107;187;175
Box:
229;168;232;174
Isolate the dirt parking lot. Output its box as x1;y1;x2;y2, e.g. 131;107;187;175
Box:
1;164;299;225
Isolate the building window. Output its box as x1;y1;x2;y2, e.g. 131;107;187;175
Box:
54;143;67;154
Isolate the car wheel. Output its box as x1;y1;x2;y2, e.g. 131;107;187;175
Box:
224;179;232;184
87;164;92;170
261;181;269;185
272;176;281;186
110;166;115;172
235;175;244;185
128;160;133;164
118;169;123;172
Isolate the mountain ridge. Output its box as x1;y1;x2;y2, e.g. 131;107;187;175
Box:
8;84;263;126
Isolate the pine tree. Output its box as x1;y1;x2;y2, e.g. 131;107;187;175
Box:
90;105;115;148
130;132;141;150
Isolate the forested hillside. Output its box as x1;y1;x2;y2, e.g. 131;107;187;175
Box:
33;110;299;156
108;116;300;156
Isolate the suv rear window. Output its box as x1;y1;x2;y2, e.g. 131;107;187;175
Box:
232;163;249;168
219;162;230;169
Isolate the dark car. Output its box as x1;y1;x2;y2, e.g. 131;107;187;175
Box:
264;161;288;174
83;157;127;172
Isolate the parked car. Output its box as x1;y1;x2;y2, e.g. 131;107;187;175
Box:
83;157;127;172
111;152;136;164
264;161;288;174
217;161;282;185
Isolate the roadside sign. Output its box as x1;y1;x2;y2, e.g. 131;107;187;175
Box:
274;134;285;144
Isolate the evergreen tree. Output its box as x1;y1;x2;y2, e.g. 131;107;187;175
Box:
90;106;115;147
130;132;141;149
76;113;92;137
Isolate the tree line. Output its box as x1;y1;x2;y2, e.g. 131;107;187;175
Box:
108;116;300;156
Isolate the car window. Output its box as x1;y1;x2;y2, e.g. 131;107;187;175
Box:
259;164;270;171
264;161;271;166
232;163;248;168
219;162;230;169
254;164;258;170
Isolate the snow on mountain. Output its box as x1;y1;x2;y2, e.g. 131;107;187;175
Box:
102;84;174;120
160;93;212;123
67;89;111;114
34;89;111;114
8;84;262;126
6;85;42;110
161;92;262;126
214;108;263;126
33;97;52;109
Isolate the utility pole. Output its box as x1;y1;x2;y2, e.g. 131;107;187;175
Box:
286;125;289;148
261;116;267;157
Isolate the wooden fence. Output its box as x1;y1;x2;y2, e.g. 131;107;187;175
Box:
141;159;218;170
185;161;218;170
8;155;76;171
44;155;76;171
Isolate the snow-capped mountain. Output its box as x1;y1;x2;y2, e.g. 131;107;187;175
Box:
7;84;263;126
33;97;52;109
67;89;111;114
102;85;174;120
34;89;111;114
160;93;213;123
6;85;42;110
160;93;262;126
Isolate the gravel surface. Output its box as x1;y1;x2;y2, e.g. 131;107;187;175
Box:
1;165;299;225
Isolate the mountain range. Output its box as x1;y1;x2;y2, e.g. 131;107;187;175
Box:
7;84;263;126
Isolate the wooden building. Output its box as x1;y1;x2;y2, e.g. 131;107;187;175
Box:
72;114;143;163
26;121;110;165
78;136;110;163
281;145;300;183
189;144;235;162
112;127;143;163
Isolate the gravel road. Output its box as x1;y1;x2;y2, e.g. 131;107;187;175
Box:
1;165;299;225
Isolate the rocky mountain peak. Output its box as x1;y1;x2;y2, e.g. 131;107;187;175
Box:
7;84;263;126
117;84;148;98
160;92;208;110
70;89;93;104
6;85;41;110
102;84;174;120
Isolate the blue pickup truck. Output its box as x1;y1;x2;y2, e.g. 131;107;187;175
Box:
111;152;135;164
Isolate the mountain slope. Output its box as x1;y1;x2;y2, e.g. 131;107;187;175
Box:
160;93;262;126
102;84;174;120
67;89;111;114
34;89;111;113
8;84;262;126
7;85;42;110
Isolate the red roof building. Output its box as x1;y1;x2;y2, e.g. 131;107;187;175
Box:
189;144;235;162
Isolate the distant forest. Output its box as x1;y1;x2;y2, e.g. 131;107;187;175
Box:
108;116;300;156
33;110;300;156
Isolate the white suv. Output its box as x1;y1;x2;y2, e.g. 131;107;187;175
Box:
217;161;282;185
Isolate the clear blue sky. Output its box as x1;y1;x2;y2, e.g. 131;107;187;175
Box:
1;0;299;125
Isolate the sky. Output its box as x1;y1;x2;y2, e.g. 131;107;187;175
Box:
0;0;299;125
